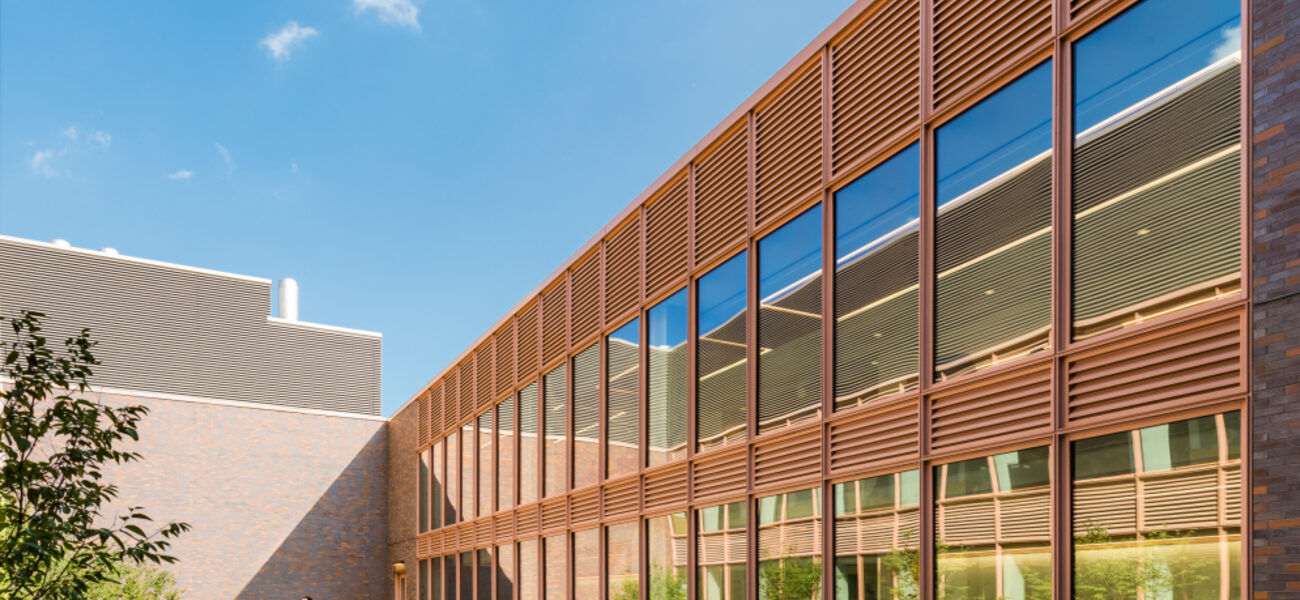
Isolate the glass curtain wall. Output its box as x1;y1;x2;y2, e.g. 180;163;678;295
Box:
462;423;475;521
648;512;688;600
432;441;443;530
498;395;515;511
496;544;515;600
607;319;641;479
648;289;688;467
544;534;567;600
445;555;457;600
447;431;460;525
520;540;539;600
544;365;568;497
460;551;473;600
758;206;824;435
477;548;492;600
573;344;600;489
608;521;640;600
698;501;747;600
519;383;539;505
697;252;748;453
574;528;600;599
420;447;430;533
757;487;823;600
833;469;920;600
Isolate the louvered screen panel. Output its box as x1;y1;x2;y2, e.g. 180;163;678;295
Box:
644;463;689;512
645;173;690;299
495;322;515;396
443;373;460;431
541;278;568;367
418;392;431;447
692;448;748;501
569;488;600;526
417;532;432;558
541;497;567;532
1142;468;1221;530
829;400;919;474
930;0;1052;112
754;58;823;230
431;529;445;557
693;122;751;269
494;512;515;543
753;425;822;490
937;498;996;545
570;250;601;345
476;519;494;547
516;302;539;380
1067;308;1245;424
605;214;642;323
476;341;494;409
1072;479;1137;535
830;0;920;174
929;363;1051;452
998;490;1050;542
603;476;641;518
516;504;539;537
458;523;474;550
458;358;475;421
1068;0;1109;22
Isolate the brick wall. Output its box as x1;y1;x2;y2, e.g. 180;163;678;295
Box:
388;400;418;599
1251;0;1300;596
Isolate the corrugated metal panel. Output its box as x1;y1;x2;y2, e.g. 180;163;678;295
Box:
830;0;920;174
931;0;1052;112
541;278;568;366
645;172;690;300
0;240;381;415
604;214;642;324
476;341;494;410
602;476;640;519
753;425;822;490
693;122;751;269
569;250;601;346
754;57;823;230
495;322;515;396
643;463;688;512
692;448;748;502
829;400;919;475
929;363;1051;452
516;302;539;380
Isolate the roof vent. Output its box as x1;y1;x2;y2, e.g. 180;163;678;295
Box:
99;247;119;256
278;278;299;321
50;239;71;247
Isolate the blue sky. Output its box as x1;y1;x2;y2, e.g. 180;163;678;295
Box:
0;0;854;416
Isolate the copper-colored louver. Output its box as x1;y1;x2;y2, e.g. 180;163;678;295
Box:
693;122;750;269
929;363;1051;452
1068;0;1109;22
603;476;640;518
569;488;600;526
515;504;539;537
931;0;1052;112
753;425;822;490
569;250;601;346
755;57;823;230
692;448;748;501
495;322;515;396
476;519;494;547
541;497;567;532
605;214;642;324
494;512;515;543
458;358;475;422
829;400;919;475
643;463;689;512
476;341;494;410
541;277;568;366
417;531;431;558
1067;308;1244;425
458;522;474;549
830;0;920;174
516;301;539;381
645;172;690;300
442;372;459;431
417;391;430;447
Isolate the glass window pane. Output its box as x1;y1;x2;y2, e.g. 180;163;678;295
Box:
498;395;515;510
1073;432;1134;480
1072;0;1242;340
497;544;515;600
463;423;476;521
477;549;492;600
607;319;641;479
834;144;921;409
1073;412;1241;600
447;432;460;525
520;540;539;600
420;448;430;533
544;365;568;497
935;61;1053;382
544;534;566;600
519;383;539;504
1224;411;1240;460
648;512;688;600
757;487;822;600
936;447;1051;599
698;501;746;600
445;555;457;600
460;551;473;600
608;522;640;600
433;441;444;529
758;206;824;435
479;409;494;516
573;345;600;489
834;471;920;600
430;558;443;600
697;251;748;452
574;528;599;599
648;288;688;467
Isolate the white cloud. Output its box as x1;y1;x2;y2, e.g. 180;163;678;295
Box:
166;170;194;181
215;142;235;176
88;130;111;148
30;149;61;178
1212;25;1242;62
60;126;78;141
354;0;421;31
260;21;319;60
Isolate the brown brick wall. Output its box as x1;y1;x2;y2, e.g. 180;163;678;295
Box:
1251;0;1300;596
96;390;388;600
388;400;418;599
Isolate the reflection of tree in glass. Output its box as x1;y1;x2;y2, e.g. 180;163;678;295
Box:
1074;521;1217;600
758;551;821;600
609;577;640;600
880;534;1053;600
648;564;687;600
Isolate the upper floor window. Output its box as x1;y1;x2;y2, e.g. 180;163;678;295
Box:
572;344;600;489
697;251;748;453
757;206;824;435
647;288;688;467
543;365;568;498
606;319;641;479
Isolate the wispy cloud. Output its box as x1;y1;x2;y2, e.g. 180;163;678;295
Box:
354;0;421;31
260;21;319;60
166;170;194;181
30;149;62;178
1212;25;1242;61
87;130;111;148
215;142;235;176
60;126;78;141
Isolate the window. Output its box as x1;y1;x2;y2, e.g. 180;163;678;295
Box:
432;441;444;529
697;501;746;600
460;551;473;600
444;555;457;600
608;522;640;600
607;319;641;479
574;528;599;599
647;289;688;467
935;61;1053;382
833;470;919;600
648;512;688;600
1071;0;1242;340
757;487;822;600
697;252;748;453
462;422;476;521
477;548;492;600
834;144;921;408
935;447;1051;600
544;534;566;600
544;365;568;498
479;409;494;516
573;344;600;489
446;432;460;525
419;448;430;533
519;382;539;505
520;539;539;600
758;206;823;435
496;544;514;600
1072;411;1241;600
498;395;516;511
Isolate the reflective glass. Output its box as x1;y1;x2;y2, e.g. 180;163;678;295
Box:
834;144;921;409
462;422;475;520
420;448;430;533
608;522;640;600
573;344;600;489
519;383;539;504
757;487;823;600
460;551;473;600
477;548;492;600
544;365;568;497
445;555;457;600
697;251;748;453
1072;0;1242;340
519;540;539;600
497;395;515;510
648;512;688;600
544;534;566;600
479;409;494;516
446;432;460;525
833;470;920;600
432;441;443;529
758;206;824;435
648;288;688;467
935;61;1053;382
607;319;641;479
496;544;514;600
574;528;599;599
698;501;746;600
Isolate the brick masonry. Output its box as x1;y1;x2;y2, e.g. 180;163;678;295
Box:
388;400;418;599
96;390;388;600
1251;0;1300;597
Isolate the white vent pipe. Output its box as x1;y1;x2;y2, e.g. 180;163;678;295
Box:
278;278;299;321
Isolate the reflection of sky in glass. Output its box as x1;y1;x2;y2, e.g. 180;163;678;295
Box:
759;205;822;301
835;143;920;263
1074;0;1240;135
698;251;747;335
937;61;1053;205
648;287;688;349
609;316;639;347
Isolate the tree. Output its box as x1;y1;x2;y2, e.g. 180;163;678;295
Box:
86;562;184;600
0;310;190;599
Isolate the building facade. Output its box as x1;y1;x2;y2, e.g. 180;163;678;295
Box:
393;0;1300;598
